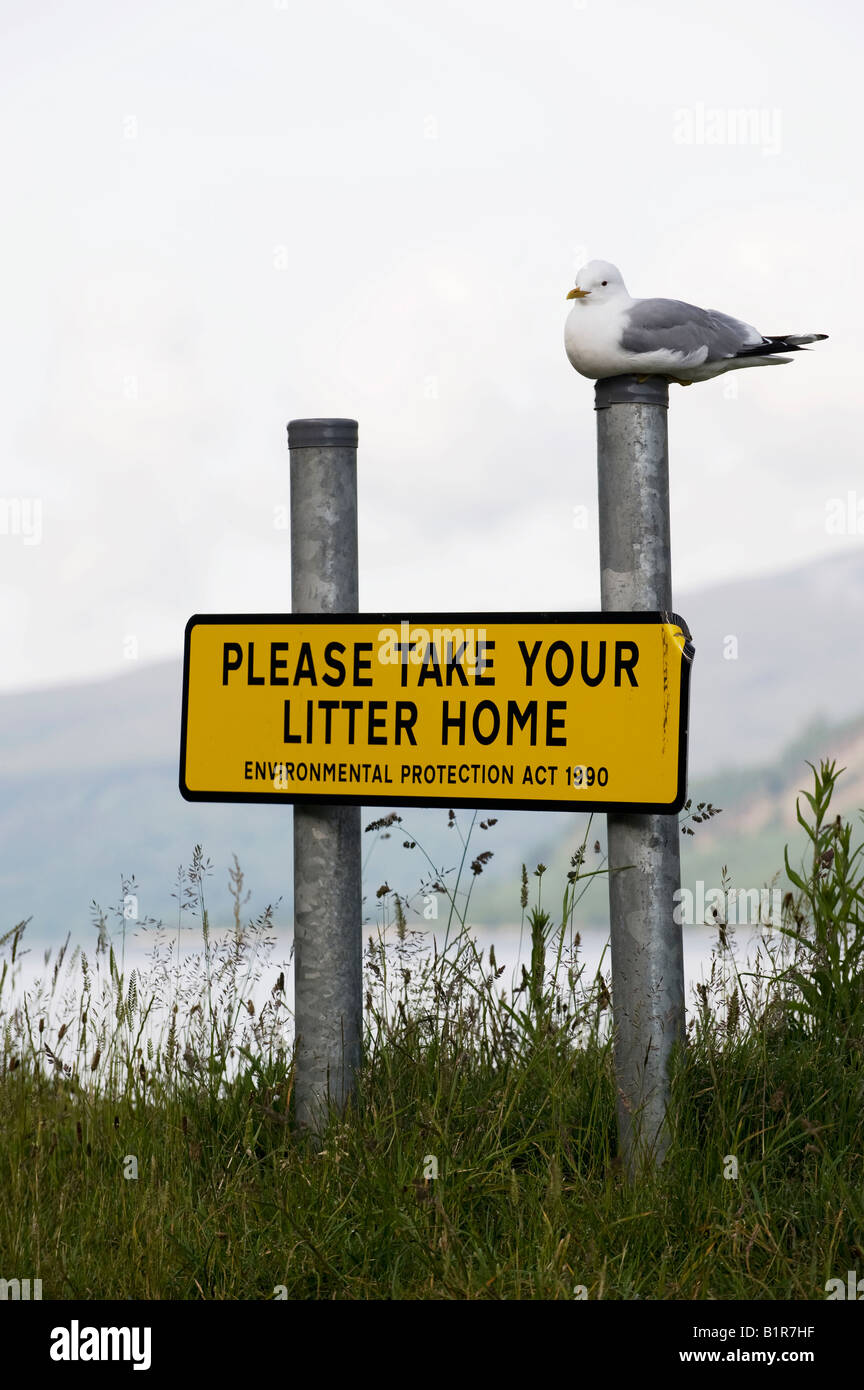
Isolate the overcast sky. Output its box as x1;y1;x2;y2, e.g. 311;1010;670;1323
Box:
1;0;860;693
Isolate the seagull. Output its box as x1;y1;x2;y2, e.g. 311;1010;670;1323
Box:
564;260;827;386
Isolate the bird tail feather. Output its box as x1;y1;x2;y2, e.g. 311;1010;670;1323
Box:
782;333;828;346
735;332;828;358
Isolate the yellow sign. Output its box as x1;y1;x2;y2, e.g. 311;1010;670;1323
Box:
180;613;693;812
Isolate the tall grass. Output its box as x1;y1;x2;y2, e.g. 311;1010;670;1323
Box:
0;759;862;1299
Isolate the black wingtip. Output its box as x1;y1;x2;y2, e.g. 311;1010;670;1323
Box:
736;332;828;358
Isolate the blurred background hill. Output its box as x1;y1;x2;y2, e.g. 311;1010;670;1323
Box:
2;549;862;941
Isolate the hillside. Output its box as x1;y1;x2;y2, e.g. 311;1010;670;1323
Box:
1;549;863;939
481;709;864;930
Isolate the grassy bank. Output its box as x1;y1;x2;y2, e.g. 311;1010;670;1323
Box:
1;761;862;1300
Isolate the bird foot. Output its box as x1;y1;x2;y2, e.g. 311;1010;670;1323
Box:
637;372;692;386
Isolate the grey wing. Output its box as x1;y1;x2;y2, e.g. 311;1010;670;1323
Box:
620;297;763;363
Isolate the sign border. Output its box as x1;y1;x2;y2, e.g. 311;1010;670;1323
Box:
179;611;693;814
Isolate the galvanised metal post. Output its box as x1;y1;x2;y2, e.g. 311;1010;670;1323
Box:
594;375;686;1174
288;418;362;1133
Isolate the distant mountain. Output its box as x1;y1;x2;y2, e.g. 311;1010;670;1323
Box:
489;707;864;931
1;549;863;940
679;547;864;773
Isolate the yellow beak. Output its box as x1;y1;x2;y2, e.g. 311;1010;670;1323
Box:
566;286;590;299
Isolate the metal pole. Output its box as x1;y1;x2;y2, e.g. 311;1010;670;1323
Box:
594;376;685;1174
287;418;362;1133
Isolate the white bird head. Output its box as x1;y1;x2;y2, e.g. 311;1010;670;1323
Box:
566;260;628;302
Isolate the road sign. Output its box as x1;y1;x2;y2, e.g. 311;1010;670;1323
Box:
180;611;693;812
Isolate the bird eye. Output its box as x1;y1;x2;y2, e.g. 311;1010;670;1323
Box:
601;280;608;286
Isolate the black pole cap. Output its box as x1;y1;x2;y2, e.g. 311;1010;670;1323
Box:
594;376;669;409
287;418;359;449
